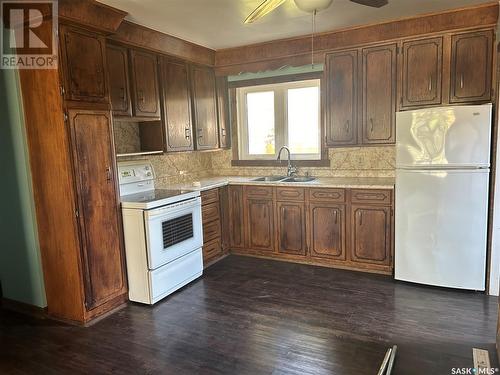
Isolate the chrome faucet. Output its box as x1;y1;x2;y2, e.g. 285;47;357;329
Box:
277;146;297;177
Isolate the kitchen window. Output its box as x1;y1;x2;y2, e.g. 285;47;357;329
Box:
236;79;321;161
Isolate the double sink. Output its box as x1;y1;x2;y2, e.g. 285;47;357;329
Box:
252;176;316;183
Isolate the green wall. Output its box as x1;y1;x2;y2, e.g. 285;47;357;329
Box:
0;68;47;308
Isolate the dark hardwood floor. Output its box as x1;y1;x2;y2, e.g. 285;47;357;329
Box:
1;255;498;374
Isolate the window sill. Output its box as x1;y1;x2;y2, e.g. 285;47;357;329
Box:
231;159;330;167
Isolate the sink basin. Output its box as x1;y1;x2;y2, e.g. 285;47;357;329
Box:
252;176;287;182
282;177;316;183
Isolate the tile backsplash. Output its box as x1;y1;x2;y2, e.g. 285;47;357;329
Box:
117;146;395;185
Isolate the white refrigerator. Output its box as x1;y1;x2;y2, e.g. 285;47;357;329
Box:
395;104;492;291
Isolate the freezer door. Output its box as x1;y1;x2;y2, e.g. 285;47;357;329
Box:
396;104;492;168
395;169;489;290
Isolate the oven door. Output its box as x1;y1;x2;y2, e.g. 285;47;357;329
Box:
144;197;203;270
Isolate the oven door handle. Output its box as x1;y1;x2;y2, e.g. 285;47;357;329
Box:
145;197;201;219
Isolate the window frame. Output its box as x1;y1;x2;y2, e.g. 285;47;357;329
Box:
228;72;329;167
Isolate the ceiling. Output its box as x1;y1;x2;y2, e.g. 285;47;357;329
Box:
98;0;494;50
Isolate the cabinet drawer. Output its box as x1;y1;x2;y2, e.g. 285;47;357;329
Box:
201;188;219;205
309;188;345;203
351;189;392;205
276;187;305;201
203;219;221;243
203;238;222;262
245;185;273;199
202;202;220;223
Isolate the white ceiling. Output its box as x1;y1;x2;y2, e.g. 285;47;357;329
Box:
98;0;494;50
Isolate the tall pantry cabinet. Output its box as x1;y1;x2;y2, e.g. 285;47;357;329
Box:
18;19;127;324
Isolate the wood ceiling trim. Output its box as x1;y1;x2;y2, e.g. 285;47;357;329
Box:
59;0;127;34
108;20;216;66
215;2;499;73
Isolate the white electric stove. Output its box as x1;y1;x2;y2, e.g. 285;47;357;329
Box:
118;161;203;304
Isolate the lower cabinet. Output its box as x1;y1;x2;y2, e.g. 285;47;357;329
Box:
276;201;307;256
245;198;274;252
201;188;224;266
228;185;393;274
350;205;392;266
68;109;127;312
309;203;346;260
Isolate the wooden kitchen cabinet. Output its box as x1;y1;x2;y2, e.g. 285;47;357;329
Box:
60;25;108;104
67;109;127;310
350;205;392;267
129;49;161;118
228;185;245;249
309;203;346;261
216;76;231;149
191;65;219;150
401;37;443;108
201;188;224;266
325;50;358;146
245;198;274;252
276;201;307;256
361;44;397;144
160;58;194;152
106;44;132;116
450;30;493;103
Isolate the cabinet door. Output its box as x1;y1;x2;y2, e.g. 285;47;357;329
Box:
60;26;108;103
216;76;230;149
245;199;274;252
229;186;245;248
310;203;346;260
361;44;396;144
325;50;358;146
401;37;442;108
106;44;131;116
450;30;493;103
129;50;161;118
68;109;126;310
277;201;306;256
351;205;391;266
160;59;194;151
191;65;219;150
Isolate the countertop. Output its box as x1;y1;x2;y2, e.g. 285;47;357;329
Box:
157;176;395;192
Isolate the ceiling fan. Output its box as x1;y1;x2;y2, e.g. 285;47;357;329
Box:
244;0;388;23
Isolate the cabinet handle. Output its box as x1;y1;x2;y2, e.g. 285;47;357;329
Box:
358;211;363;226
221;128;226;137
105;166;112;182
138;90;144;102
370;118;374;133
460;74;464;89
185;127;191;139
120;87;125;101
197;128;203;138
345;120;350;133
428;76;432;92
334;210;338;224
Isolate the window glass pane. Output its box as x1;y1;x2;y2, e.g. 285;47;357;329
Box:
287;86;319;155
246;91;275;155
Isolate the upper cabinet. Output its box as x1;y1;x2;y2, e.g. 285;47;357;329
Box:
160;58;194;152
190;65;219;150
106;44;131;116
216;76;231;149
60;25;108;104
325;44;397;147
129;49;161;118
450;30;493;104
361;44;397;144
401;37;443;108
325;50;358;147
